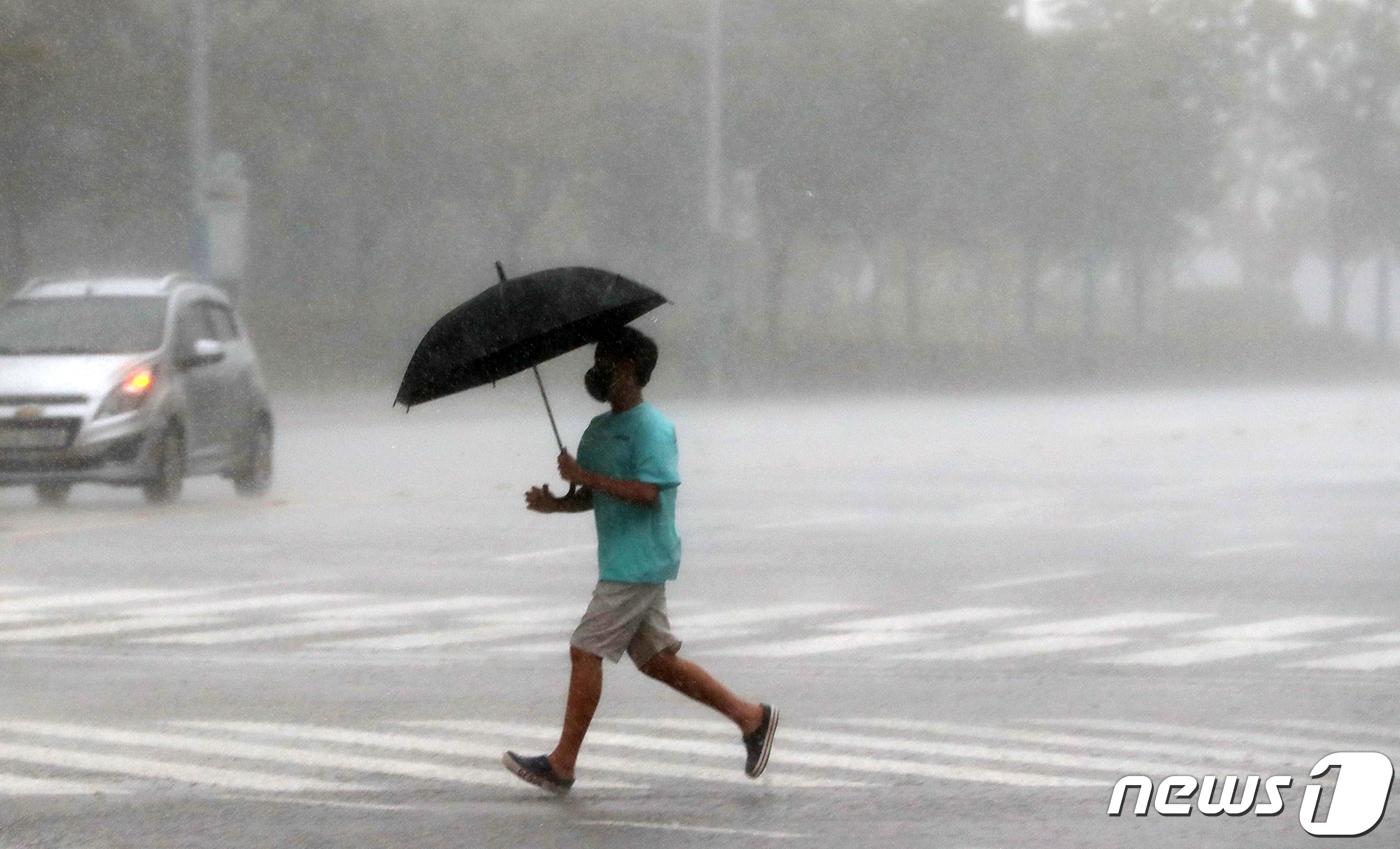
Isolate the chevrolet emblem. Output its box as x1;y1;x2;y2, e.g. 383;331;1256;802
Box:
13;405;43;420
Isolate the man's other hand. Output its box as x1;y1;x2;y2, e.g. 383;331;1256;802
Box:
525;484;561;513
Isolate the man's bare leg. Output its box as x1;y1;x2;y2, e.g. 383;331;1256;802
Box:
547;646;602;780
639;649;765;734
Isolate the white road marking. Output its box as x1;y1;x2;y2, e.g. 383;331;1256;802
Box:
1191;615;1381;640
901;635;1128;661
614;719;1200;776
826;608;1035;632
0;616;223;643
749;513;866;531
580;820;806;839
963;570;1096;592
210;793;418;812
0;588;213;615
0;772;120;796
1191;540;1297;559
1273;720;1400;741
131;618;411;646
1005;611;1210;637
677;602;858;629
293;595;525;620
709;630;935;658
0;721;577;791
460;604;585;624
0;613;41;625
128;593;364;618
814;718;1294;767
1290;646;1400;671
177;721;856;789
320;623;555;651
1031;719;1371;759
490;544;595;564
320;605;586;650
0;739;366;793
1360;631;1400;643
409;720;1098;788
1099;639;1313;666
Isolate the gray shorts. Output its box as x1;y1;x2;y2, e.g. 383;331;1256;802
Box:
570;581;682;668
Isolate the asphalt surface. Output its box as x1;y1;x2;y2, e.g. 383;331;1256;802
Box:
1;382;1398;848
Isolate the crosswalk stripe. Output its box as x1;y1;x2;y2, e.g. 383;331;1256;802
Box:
580;819;806;839
1192;540;1297;559
708;631;935;658
175;721;856;789
131;618;410;646
816;718;1297;767
408;719;1097;788
676;603;858;629
963;570;1095;592
0;588;215;615
490;544;595;563
0;616;223;643
1274;720;1400;741
0;721;576;791
1191;616;1382;640
460;605;584;624
0;771;119;795
1098;639;1312;666
321;623;560;651
899;635;1128;661
1289;646;1400;671
1030;719;1373;759
1005;611;1210;637
1360;631;1400;643
0;613;41;625
319;605;586;651
294;595;525;620
128;593;364;618
826;608;1035;632
608;718;1200;776
0;739;365;792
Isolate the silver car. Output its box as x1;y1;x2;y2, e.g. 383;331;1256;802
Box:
0;274;273;504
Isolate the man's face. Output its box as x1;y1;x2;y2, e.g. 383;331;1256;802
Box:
585;348;625;402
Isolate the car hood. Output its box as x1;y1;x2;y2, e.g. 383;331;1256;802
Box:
0;354;152;403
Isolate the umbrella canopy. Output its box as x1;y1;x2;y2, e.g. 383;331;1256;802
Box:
395;265;668;410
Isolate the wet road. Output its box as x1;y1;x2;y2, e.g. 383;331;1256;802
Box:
2;383;1398;848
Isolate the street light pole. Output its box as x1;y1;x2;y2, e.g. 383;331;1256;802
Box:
189;0;211;277
704;0;723;234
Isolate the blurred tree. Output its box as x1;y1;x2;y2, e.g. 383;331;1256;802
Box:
1284;0;1400;343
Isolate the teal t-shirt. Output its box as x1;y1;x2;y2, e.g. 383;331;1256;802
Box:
576;401;681;584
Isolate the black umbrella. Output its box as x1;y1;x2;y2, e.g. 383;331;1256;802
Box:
395;263;668;453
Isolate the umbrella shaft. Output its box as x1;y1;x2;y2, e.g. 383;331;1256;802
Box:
533;365;565;454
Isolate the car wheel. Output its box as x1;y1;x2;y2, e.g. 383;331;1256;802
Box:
233;419;273;497
34;482;72;506
142;427;185;505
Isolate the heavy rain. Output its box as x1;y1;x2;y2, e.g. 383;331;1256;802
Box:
1;1;1398;846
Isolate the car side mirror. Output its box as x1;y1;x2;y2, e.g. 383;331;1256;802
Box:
180;338;225;369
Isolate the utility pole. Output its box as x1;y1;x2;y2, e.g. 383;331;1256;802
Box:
189;0;211;277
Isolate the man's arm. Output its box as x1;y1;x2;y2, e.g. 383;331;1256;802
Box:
524;484;593;513
557;452;660;507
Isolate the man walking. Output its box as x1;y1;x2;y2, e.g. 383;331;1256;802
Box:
502;327;778;794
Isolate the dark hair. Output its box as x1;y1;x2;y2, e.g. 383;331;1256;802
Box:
596;326;659;386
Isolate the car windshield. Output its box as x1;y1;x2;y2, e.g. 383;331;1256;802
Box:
0;296;168;355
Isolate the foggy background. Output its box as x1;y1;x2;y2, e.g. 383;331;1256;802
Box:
2;0;1398;391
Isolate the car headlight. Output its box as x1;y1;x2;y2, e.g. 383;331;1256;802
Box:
96;365;157;419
